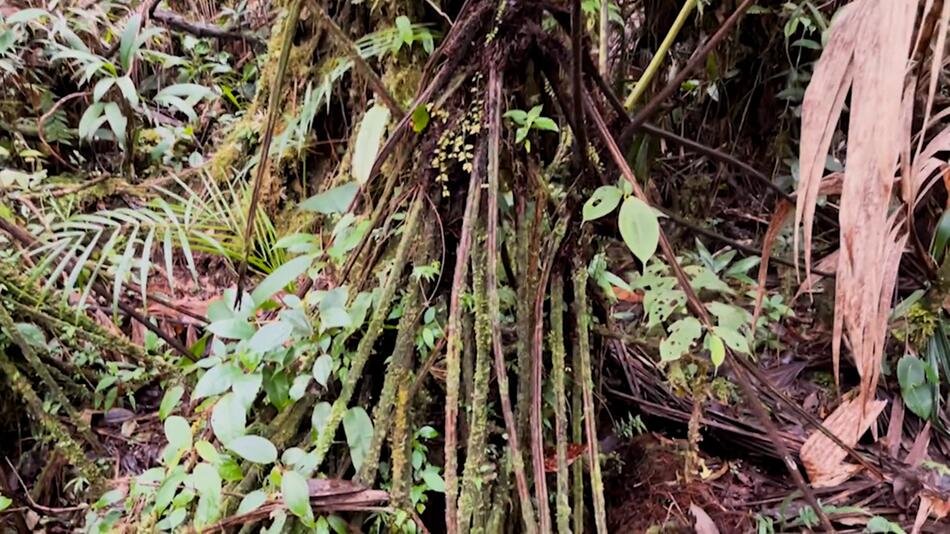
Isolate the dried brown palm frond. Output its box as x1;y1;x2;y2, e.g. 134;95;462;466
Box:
793;0;932;486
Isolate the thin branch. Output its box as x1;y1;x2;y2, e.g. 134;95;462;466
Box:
234;0;304;304
312;3;405;119
618;0;757;147
151;10;262;43
444;139;484;533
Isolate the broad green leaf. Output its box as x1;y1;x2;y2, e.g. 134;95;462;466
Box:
312;354;333;387
866;515;907;534
263;367;291;410
193;363;239;399
420;467;445;492
289;375;311;401
708;334;726;369
686;266;734;295
93;78;115;102
195;440;220;464
532;116;559;132
118;14;142;72
411;104;430;132
7;9;49;25
582;185;622;222
902;384;933;420
712;326;749;354
159;385;184;420
153;469;186;514
94;488;125;509
395;16;413;45
232;372;263;410
102;102;127;146
78;103;106;140
898;355;927;388
504;109;528;124
659;317;702;362
208;318;255;340
251;254;314;307
343;407;373;472
211;393;246;444
352;104;390;184
115;76;138;107
527;105;543;122
156;507;186;530
193;462;222;526
226;435;278;464
898;356;933;419
618;196;660;264
0;495;11;512
311;401;332;438
238;490;268;515
248;320;293;353
282;470;312;522
707;302;750;331
193;462;221;499
164;416;192;451
298;182;359;214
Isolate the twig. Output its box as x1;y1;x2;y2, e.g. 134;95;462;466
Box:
234;0;304;305
312;3;405;119
485;67;538;534
151;10;262;43
4;458;89;514
38;92;85;171
583;91;836;533
618;0;757;147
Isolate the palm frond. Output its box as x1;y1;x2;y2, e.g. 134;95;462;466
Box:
26;175;281;314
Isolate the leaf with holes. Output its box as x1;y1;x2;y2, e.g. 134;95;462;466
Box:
582;186;622;222
659;317;702;362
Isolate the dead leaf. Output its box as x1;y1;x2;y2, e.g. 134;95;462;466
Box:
751;200;791;331
800;393;886;487
689;503;719;534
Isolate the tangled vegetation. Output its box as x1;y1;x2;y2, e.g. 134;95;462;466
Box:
3;0;950;533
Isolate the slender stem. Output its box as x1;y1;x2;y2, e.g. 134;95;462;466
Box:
550;273;573;534
235;0;304;304
446;139;485;533
571;0;589;170
624;0;698;109
486;67;538;534
618;0;757;147
573;267;608;534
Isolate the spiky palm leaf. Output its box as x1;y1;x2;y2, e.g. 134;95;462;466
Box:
26;175;280;313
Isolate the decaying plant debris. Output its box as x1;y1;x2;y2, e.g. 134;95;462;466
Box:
3;0;950;532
